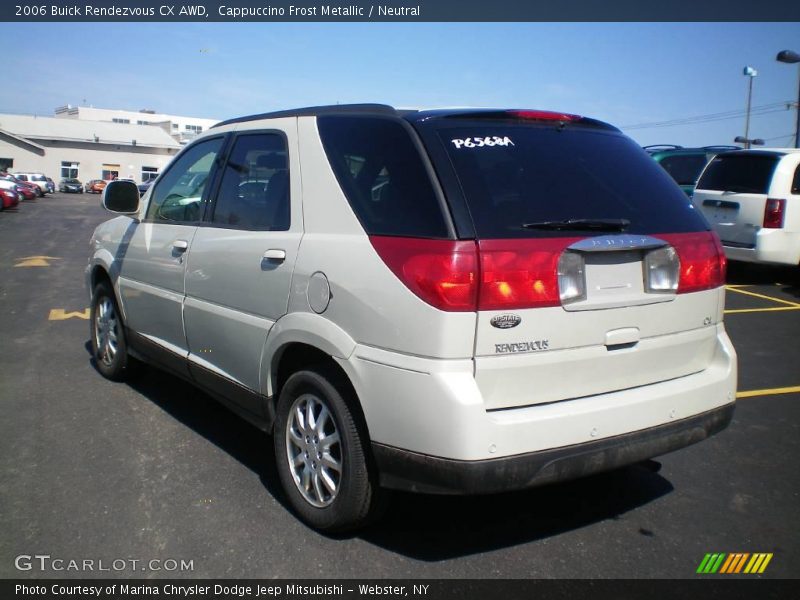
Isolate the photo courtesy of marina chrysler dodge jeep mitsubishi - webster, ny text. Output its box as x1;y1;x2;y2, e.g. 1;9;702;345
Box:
87;104;737;531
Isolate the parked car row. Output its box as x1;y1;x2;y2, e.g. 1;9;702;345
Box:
0;172;46;211
647;144;800;267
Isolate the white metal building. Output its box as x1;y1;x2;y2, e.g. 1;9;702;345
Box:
0;113;183;183
54;105;219;145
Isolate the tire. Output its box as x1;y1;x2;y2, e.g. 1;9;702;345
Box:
273;367;383;532
90;281;134;381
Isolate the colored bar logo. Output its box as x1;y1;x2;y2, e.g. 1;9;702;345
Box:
697;553;773;574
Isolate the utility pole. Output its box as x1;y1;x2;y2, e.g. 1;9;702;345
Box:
776;50;800;148
742;66;758;149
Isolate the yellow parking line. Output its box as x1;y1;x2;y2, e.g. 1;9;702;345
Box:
737;385;800;399
725;306;800;314
48;308;90;321
726;287;800;307
725;285;751;289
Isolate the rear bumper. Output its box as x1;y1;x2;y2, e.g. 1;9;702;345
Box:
373;403;734;494
340;325;736;463
723;229;800;266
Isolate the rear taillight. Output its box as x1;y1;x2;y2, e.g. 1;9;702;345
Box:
557;251;586;304
763;198;786;229
369;236;478;311
370;236;580;311
372;232;725;312
659;232;726;293
478;239;578;310
644;246;680;293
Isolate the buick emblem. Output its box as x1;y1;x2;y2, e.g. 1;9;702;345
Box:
490;314;522;329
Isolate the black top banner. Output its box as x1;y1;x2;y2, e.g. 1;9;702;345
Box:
3;0;800;22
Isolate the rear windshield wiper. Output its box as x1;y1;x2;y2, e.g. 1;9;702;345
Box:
521;218;631;232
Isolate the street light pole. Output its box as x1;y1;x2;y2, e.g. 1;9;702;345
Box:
776;50;800;148
742;66;758;149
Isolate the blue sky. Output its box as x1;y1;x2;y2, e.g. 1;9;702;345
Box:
3;22;800;147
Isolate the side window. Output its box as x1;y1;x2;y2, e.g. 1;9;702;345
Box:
792;164;800;195
317;116;448;238
146;137;224;222
211;133;290;231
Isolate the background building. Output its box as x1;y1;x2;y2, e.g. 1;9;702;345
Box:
54;105;219;145
0;105;219;183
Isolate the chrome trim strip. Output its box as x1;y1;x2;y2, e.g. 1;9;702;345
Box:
568;234;667;252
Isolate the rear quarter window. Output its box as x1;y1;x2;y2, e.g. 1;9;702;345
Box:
318;116;449;238
696;153;780;194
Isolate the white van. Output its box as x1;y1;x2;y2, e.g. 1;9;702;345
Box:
695;149;800;266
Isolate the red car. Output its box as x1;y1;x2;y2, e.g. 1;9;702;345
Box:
1;173;37;200
0;187;20;210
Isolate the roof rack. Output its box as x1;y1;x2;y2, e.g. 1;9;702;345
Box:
212;103;400;128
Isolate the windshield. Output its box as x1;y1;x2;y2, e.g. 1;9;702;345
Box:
425;120;708;238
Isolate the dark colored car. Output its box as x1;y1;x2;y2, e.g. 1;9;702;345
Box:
59;178;84;193
644;145;740;197
46;177;55;194
137;179;155;197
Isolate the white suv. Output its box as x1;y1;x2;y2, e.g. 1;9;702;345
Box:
694;148;800;266
87;105;737;531
13;172;49;195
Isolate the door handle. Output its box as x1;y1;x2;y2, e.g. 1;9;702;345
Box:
173;239;189;252
263;249;286;262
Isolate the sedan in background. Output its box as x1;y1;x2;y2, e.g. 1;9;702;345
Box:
85;180;107;194
59;178;84;193
137;179;155;196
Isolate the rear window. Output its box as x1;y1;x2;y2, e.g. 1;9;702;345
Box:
696;153;780;194
427;121;708;238
318;116;448;238
657;154;709;186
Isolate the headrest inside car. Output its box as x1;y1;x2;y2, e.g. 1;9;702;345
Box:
256;153;287;169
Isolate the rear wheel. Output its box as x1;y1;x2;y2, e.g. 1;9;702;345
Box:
90;281;134;381
274;367;383;532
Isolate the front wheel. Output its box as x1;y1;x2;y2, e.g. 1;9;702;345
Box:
273;368;383;532
90;282;134;381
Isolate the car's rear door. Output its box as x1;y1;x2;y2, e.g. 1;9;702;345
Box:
183;122;302;416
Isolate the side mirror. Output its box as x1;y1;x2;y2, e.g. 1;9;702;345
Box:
102;180;140;214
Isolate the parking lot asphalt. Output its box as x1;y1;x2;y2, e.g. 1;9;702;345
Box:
0;193;798;579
